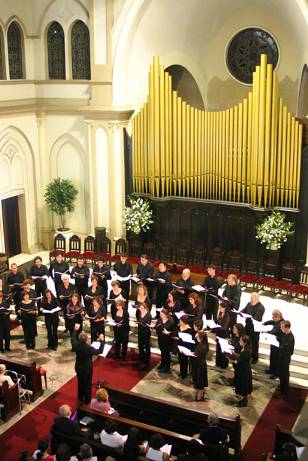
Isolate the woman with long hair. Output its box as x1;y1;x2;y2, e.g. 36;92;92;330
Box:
135;284;152;310
84;275;104;313
66;293;83;336
136;302;152;367
86;296;106;343
113;299;130;359
186;292;204;326
155;308;175;373
176;314;195;379
215;302;231;369
40;289;60;350
192;331;209;401
233;335;253;407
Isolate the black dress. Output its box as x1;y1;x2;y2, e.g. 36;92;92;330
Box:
175;277;194;310
88;303;106;343
20;301;36;349
263;319;283;376
177;326;195;378
234;350;253;396
242;301;265;362
154;271;172;309
66;303;83;336
136;310;152;365
114;310;130;359
155;318;175;371
70;264;90;298
214;311;231;369
192;344;208;390
84;285;105;313
57;282;76;330
278;331;295;396
41;298;60;349
92;264;111;299
49;260;70;291
113;261;132;296
0;298;11;351
109;289;128;319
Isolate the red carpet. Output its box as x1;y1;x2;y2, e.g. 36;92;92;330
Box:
243;387;308;461
0;353;159;461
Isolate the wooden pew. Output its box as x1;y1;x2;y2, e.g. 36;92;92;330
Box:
0;380;19;421
103;385;241;459
0;357;43;400
77;404;229;461
274;424;305;457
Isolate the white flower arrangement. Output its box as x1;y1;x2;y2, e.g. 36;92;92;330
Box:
255;210;294;250
123;196;154;235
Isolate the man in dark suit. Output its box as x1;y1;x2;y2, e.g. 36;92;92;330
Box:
51;404;86;436
71;324;105;404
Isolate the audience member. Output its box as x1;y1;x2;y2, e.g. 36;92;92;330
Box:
32;438;54;460
123;427;147;460
54;444;78;461
0;363;14;387
78;444;97;461
100;419;126;448
51;404;87;437
198;413;228;445
90;388;115;414
146;433;171;461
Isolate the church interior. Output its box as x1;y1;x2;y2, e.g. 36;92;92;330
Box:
0;0;308;460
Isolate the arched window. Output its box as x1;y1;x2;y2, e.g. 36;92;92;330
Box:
71;20;90;80
47;21;66;79
0;28;5;79
7;22;24;79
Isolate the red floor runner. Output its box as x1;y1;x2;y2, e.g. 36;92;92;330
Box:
0;354;159;461
243;387;308;461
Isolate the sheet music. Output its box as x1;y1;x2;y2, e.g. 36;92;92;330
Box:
98;344;112;358
0;306;15;312
260;332;279;347
192;284;206;292
296;446;305;458
178;332;195;344
174;311;186;319
236;315;246;326
205;319;221;329
178;345;196;357
115;275;131;282
160;444;172;456
252;319;273;333
146;278;155;282
157;278;165;283
91;341;101;349
131;276;141;283
217;337;234;354
31;275;48;280
41;307;61;314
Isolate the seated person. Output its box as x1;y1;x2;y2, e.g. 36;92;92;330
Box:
51;404;87;437
123;427;147;460
54;444;78;461
0;364;14;388
32;438;54;460
78;444;97;461
100;419;127;448
90;388;117;415
199;413;228;445
178;439;208;461
146;433;171;461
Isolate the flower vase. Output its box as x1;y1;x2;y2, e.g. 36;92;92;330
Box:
268;242;279;251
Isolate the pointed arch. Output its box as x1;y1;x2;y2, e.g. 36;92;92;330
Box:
7;21;25;79
71;20;90;80
47;21;66;79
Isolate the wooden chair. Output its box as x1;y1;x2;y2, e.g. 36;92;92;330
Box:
281;263;297;283
128;237;143;257
209;247;224;269
96;237;111;259
65;235;81;264
191;244;206;266
49;233;66;262
83;236;96;266
115;238;127;255
160;241;173;262
245;257;260;275
227;250;242;272
176;242;190;265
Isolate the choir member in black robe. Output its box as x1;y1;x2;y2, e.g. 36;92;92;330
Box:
276;320;294;399
174;268;194;310
222;273;242;310
133;284;152;311
86;296;106;343
71;257;90;298
29;256;49;303
230;323;245;354
165;290;182;322
49;252;70;291
154;262;172;310
241;292;265;363
84;275;105;313
136;302;152;367
186;293;204;326
113;300;130;359
71;325;105;404
155;309;175;373
0;291;12;352
233;335;253;407
57;274;76;331
92;256;111;299
192;331;209;401
7;263;24;313
202;265;221;320
17;291;37;349
114;254;132;297
40;289;60;350
136;254;154;297
214;302;231;369
66;293;84;337
176;314;195;379
263;309;284;378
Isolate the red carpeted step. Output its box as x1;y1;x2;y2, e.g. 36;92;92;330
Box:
0;354;159;461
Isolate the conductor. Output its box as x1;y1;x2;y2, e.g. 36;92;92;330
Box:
71;324;105;404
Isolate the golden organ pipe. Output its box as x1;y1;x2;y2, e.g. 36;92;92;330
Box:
132;55;302;210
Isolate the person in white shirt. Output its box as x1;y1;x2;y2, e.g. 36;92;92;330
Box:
100;419;126;448
0;364;14;387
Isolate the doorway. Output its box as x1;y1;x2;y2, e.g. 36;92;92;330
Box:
2;196;21;257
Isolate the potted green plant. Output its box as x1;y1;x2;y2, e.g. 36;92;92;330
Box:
255;210;294;250
44;178;78;231
123;195;154;235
